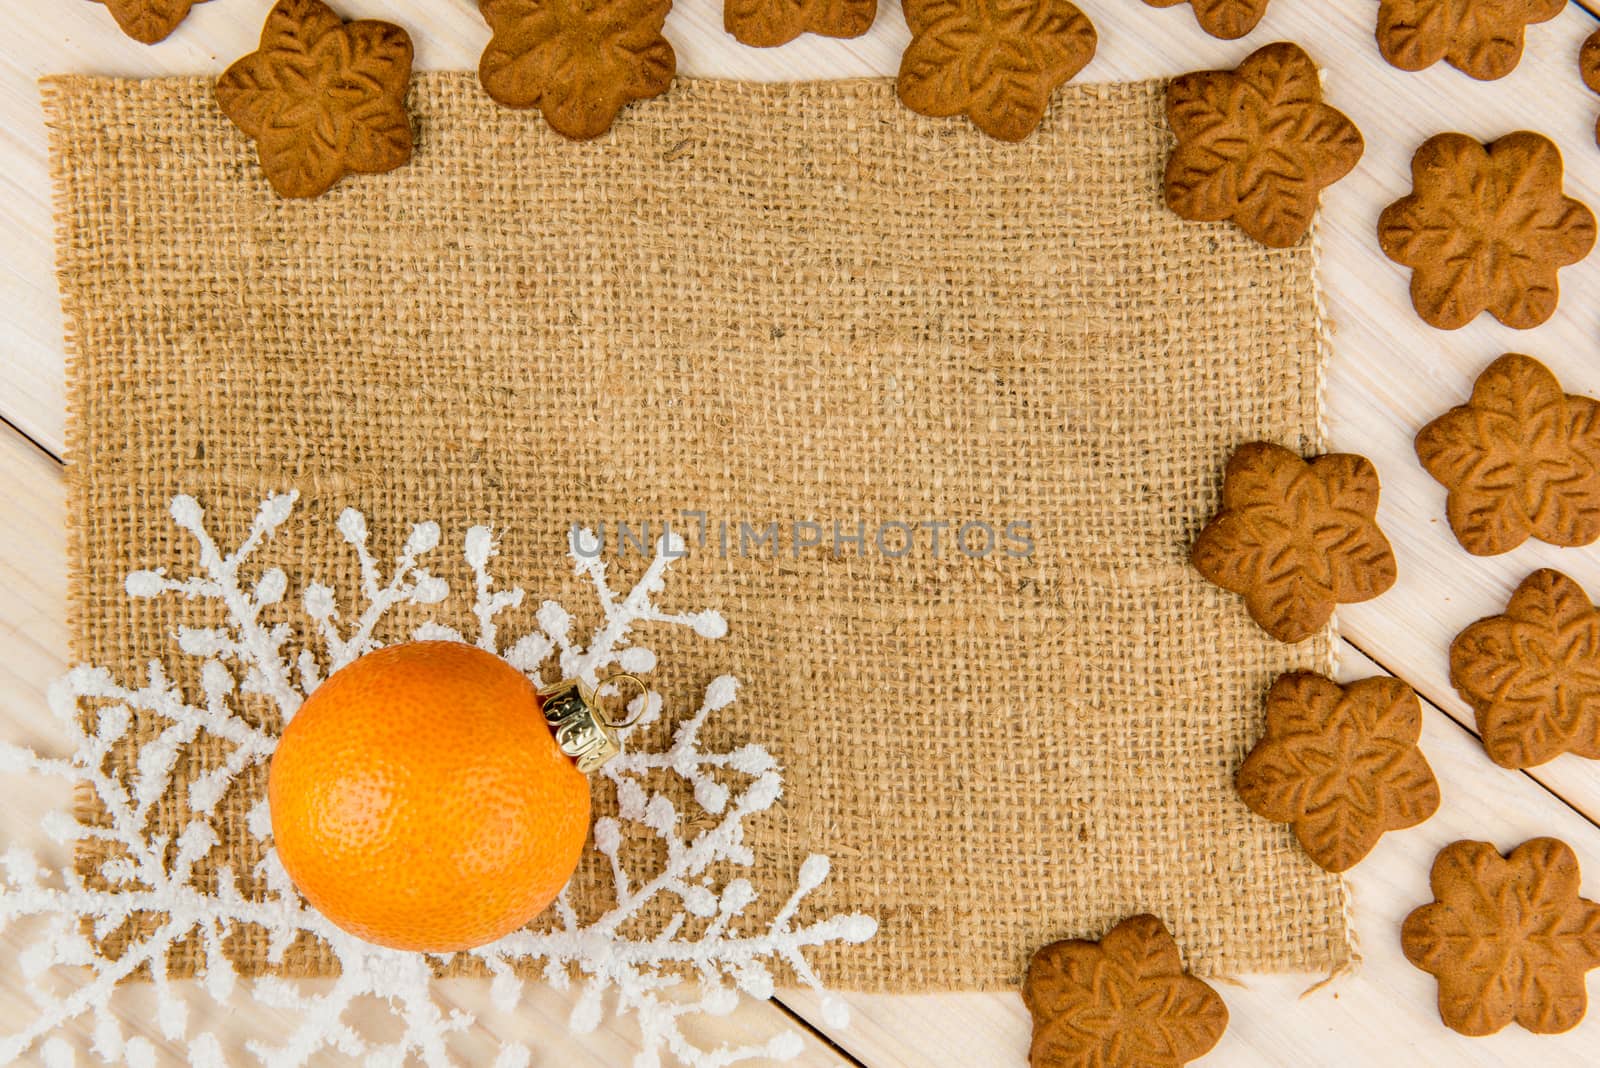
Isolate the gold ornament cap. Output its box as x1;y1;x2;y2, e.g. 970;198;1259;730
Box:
538;674;646;774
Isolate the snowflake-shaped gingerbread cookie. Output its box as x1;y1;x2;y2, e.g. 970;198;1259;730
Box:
896;0;1097;142
1165;42;1363;249
478;0;676;140
1450;568;1600;769
1236;672;1439;872
1378;131;1596;330
725;0;876;47
215;0;414;199
1416;354;1600;556
1143;0;1271;41
1404;838;1600;1036
95;0;212;44
1377;0;1563;80
1191;442;1397;644
1023;914;1229;1068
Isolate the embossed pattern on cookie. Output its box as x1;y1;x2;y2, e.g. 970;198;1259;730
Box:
1165;42;1364;248
215;0;414;199
1377;0;1563;80
1416;354;1600;556
1404;838;1600;1036
1191;442;1397;644
725;0;875;47
1582;29;1600;147
1023;915;1228;1068
1378;132;1596;330
896;0;1097;142
1237;673;1439;872
1450;569;1600;769
478;0;675;140
1143;0;1270;41
96;0;210;44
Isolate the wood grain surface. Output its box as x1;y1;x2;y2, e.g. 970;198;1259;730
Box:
5;0;1600;1063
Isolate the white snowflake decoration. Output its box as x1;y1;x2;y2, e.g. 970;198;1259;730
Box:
0;491;876;1067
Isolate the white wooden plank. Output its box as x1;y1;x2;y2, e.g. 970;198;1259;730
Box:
0;426;852;1067
1299;2;1600;826
781;640;1600;1066
1084;2;1600;827
8;0;1600;1064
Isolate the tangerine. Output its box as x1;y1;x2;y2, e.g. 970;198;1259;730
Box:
268;640;590;951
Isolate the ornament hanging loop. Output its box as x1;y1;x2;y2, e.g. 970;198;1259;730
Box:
595;673;649;730
538;673;648;774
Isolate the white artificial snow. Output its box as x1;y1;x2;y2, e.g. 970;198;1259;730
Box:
0;493;876;1066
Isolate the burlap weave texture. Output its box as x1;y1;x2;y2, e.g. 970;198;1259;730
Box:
46;73;1350;990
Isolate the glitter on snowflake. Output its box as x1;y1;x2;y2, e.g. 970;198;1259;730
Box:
0;492;876;1066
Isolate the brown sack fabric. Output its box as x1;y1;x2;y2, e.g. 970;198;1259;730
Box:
45;73;1350;989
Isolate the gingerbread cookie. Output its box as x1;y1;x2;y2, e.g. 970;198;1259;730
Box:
1191;442;1397;644
215;0;414;200
95;0;209;44
1143;0;1269;40
1024;915;1228;1068
1377;0;1562;80
1416;354;1600;556
1237;673;1439;872
1165;42;1363;248
1450;569;1600;769
1404;838;1600;1036
1378;132;1595;330
478;0;675;140
1582;29;1600;147
896;0;1097;143
725;0;875;47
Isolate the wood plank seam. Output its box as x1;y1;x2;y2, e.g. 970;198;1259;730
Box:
0;413;61;465
9;8;1600;1061
767;997;872;1066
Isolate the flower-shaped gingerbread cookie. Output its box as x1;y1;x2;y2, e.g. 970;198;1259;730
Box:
1143;0;1270;40
1191;442;1397;643
478;0;675;140
1450;569;1600;769
1416;354;1600;556
1583;30;1600;148
1237;673;1439;872
1377;0;1562;80
1378;132;1596;330
1024;915;1228;1068
215;0;414;200
96;0;211;43
1404;838;1600;1036
896;0;1097;142
1165;42;1364;248
725;0;876;47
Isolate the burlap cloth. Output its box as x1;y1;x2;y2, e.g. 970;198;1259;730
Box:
44;73;1351;990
